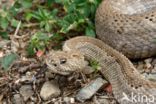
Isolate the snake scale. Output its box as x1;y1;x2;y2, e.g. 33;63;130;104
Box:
96;0;156;59
46;0;156;104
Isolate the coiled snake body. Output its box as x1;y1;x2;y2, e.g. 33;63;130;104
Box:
96;0;156;59
46;0;156;104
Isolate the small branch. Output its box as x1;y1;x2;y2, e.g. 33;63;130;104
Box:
13;21;21;36
23;22;40;28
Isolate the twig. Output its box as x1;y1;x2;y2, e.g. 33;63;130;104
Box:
23;23;40;28
13;21;21;36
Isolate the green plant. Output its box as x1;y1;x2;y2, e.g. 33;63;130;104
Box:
57;0;102;37
0;0;102;56
27;32;50;56
0;0;32;38
26;8;58;32
0;53;18;70
89;59;101;72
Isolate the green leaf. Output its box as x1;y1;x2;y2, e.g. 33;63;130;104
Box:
0;18;9;30
20;0;32;9
51;33;64;41
45;22;51;32
85;27;95;37
89;59;100;72
11;19;20;27
1;53;18;70
25;13;33;21
27;44;35;56
0;32;9;39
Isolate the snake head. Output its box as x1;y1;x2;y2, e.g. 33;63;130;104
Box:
45;50;88;75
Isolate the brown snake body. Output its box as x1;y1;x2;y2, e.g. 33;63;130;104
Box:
46;36;156;104
46;0;156;104
96;0;156;59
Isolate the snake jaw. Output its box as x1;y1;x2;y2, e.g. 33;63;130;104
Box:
46;59;71;75
45;50;87;75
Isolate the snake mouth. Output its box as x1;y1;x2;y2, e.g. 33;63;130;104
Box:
46;61;72;75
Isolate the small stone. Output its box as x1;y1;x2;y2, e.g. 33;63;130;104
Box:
12;94;24;104
96;95;117;104
136;61;144;73
70;97;75;103
144;58;153;63
19;85;34;101
63;97;75;104
97;98;110;104
40;80;61;100
144;73;156;81
76;77;108;102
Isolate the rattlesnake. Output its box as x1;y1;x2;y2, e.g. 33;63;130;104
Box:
46;36;156;104
96;0;156;59
46;0;156;104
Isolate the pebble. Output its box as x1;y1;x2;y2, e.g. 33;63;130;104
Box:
12;94;24;104
143;73;156;81
144;58;153;64
97;98;110;104
19;85;34;101
136;61;144;73
76;77;108;102
63;97;75;104
40;80;61;100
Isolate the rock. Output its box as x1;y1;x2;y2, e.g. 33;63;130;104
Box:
95;95;117;104
97;98;110;104
76;77;108;102
40;80;61;100
144;58;152;69
143;73;156;81
136;61;144;73
12;94;24;104
144;58;153;64
63;97;75;104
19;85;34;101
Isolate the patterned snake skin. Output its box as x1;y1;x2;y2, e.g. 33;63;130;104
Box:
46;36;156;104
95;0;156;59
46;0;156;103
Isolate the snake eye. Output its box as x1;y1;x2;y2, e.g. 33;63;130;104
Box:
60;58;67;64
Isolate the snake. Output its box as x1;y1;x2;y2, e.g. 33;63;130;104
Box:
96;0;156;59
46;0;156;104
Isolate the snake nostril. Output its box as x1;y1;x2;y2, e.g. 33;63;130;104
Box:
135;86;138;89
53;63;57;67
